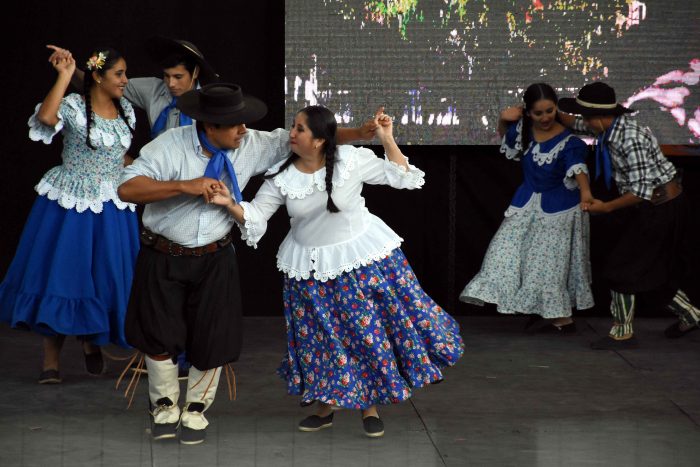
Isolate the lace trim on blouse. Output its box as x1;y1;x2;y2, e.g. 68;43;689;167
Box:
504;192;580;219
35;179;136;213
500;120;575;167
500;120;523;160
28;94;135;147
563;163;589;191
238;201;259;248
530;135;575;166
268;148;423;200
277;238;403;282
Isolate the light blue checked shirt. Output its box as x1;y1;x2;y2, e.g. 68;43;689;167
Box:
120;124;290;247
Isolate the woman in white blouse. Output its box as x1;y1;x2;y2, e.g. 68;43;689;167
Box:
212;106;464;438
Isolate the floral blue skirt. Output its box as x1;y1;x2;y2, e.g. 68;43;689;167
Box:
0;196;139;347
277;248;464;409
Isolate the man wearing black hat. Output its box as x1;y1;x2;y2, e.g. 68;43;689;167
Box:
117;83;382;444
48;36;217;139
559;81;699;349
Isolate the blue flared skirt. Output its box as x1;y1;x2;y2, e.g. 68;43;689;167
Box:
0;195;139;347
277;248;464;409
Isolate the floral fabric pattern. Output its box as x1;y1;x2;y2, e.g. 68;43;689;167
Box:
28;93;136;213
278;248;464;409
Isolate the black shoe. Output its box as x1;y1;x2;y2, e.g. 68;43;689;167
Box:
664;321;699;339
180;426;206;445
84;348;104;375
38;369;61;384
149;398;178;441
536;322;577;334
362;416;384;438
523;314;545;330
591;335;639;350
179;403;206;445
298;413;334;432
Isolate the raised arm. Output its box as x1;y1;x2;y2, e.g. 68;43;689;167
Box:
37;53;76;127
47;45;84;90
498;106;523;137
372;109;408;169
336;106;391;143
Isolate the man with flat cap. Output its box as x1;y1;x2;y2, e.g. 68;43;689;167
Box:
118;83;382;444
48;35;217;138
559;81;700;350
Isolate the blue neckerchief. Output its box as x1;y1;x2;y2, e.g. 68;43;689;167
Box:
150;97;193;139
595;117;617;189
199;131;242;204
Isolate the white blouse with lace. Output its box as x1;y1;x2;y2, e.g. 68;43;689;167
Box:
28;93;136;213
237;145;425;281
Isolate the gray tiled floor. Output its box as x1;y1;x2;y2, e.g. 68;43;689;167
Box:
1;316;698;466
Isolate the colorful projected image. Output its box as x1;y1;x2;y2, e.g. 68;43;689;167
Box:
285;1;700;144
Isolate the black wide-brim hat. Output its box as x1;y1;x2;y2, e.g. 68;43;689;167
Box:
177;83;268;126
146;35;219;84
558;82;634;117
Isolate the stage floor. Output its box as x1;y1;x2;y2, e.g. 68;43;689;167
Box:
1;316;699;467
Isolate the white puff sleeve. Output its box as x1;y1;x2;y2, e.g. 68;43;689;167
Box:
352;146;425;189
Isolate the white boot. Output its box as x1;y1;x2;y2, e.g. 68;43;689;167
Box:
180;365;221;445
145;355;180;439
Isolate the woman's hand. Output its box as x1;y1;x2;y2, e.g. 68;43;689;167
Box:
500;105;523;122
47;44;72;63
51;54;76;77
582;198;610;214
373;108;394;143
210;181;235;208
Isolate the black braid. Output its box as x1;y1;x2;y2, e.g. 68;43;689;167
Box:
519;114;532;159
83;72;96;150
323;139;339;213
264;152;299;179
112;98;134;134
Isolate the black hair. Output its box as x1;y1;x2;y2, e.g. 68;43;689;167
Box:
265;105;339;212
159;54;198;77
83;47;133;150
520;82;560;156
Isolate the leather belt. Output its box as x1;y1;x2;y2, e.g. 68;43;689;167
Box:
140;229;232;257
650;178;682;206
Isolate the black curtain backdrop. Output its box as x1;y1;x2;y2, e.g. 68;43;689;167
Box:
2;1;698;319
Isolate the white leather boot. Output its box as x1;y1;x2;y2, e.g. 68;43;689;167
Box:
145;355;180;440
179;365;221;445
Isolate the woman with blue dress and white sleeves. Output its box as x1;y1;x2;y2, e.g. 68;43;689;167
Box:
211;106;464;438
0;48;140;384
459;83;594;332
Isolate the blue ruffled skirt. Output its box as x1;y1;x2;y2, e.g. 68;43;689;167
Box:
278;248;464;409
0;196;139;347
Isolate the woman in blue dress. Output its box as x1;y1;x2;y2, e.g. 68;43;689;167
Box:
460;83;594;332
212;106;464;438
0;47;140;383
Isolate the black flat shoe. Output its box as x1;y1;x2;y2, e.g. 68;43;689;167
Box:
362;416;384;438
591;335;638;350
298;413;334;432
523;314;545;330
84;348;104;375
38;369;61;384
664;322;699;339
536;322;577;334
